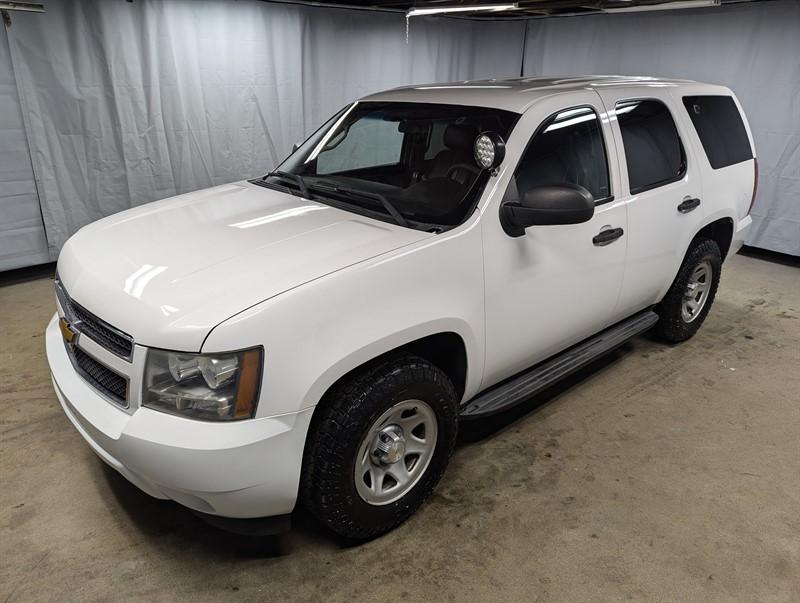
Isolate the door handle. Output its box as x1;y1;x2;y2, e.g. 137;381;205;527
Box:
677;197;701;214
593;227;624;247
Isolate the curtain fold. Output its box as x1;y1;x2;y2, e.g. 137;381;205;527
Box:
5;0;525;255
521;0;800;256
0;22;49;270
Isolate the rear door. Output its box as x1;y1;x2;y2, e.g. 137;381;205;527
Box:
595;87;705;317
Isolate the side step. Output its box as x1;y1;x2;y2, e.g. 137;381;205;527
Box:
459;310;659;419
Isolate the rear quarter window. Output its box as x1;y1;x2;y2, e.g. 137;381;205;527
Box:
682;96;753;169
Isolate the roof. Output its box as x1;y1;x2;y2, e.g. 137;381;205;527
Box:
360;75;700;113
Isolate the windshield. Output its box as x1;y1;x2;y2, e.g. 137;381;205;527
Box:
265;101;518;230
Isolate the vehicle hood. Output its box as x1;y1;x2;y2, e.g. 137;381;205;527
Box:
57;181;432;351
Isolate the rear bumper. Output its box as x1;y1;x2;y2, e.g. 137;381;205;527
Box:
46;314;313;519
729;214;752;260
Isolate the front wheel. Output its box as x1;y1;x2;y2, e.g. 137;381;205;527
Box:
300;355;458;540
653;238;722;342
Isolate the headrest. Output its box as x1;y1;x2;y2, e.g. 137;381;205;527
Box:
443;124;478;150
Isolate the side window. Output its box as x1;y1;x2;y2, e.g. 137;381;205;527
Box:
512;106;611;202
683;95;752;169
424;122;448;160
317;116;403;175
615;99;686;194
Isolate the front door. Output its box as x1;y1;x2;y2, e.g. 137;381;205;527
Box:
481;92;628;389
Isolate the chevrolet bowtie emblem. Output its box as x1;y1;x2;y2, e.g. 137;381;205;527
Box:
59;317;78;344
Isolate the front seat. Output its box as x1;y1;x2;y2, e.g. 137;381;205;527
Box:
427;124;479;184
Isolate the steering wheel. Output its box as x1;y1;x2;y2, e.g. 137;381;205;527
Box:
446;163;481;184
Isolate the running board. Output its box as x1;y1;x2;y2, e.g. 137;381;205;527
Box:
459;310;659;419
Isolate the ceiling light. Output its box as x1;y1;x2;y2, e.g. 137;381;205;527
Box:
0;2;45;12
407;3;517;17
604;0;719;13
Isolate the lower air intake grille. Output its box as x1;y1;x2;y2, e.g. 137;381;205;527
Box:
70;346;128;406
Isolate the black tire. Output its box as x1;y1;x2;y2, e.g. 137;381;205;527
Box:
653;238;722;343
300;355;458;541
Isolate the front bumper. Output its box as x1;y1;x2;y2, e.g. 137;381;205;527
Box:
46;314;313;519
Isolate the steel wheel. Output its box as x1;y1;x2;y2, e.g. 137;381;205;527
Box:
681;260;713;323
354;399;438;506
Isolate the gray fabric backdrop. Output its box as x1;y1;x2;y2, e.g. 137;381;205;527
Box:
3;0;524;257
1;0;797;266
522;0;800;256
0;24;49;271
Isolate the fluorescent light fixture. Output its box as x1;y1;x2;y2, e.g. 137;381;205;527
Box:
604;0;719;12
407;3;517;17
0;2;45;12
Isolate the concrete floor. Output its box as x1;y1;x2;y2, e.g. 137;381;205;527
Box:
1;252;798;601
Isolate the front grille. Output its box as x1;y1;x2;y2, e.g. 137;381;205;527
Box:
69;301;134;359
55;277;134;360
70;346;128;406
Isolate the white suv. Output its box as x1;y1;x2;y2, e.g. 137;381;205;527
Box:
47;76;757;540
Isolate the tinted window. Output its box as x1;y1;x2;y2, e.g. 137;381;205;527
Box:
512;106;611;202
616;100;685;194
274;102;518;228
683;95;752;169
317;116;404;174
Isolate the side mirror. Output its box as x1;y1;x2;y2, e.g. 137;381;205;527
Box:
500;184;594;237
292;142;300;153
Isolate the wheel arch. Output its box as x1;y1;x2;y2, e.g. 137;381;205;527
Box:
298;331;465;539
299;328;471;509
657;214;734;304
693;216;734;261
313;330;470;410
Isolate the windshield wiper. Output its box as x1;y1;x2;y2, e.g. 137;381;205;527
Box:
264;170;311;199
310;182;408;227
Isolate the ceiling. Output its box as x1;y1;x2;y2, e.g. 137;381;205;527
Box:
269;0;769;19
0;0;771;20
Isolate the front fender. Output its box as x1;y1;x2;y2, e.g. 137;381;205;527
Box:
296;318;478;413
201;216;485;418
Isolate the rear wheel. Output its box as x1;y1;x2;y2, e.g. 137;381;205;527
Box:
300;355;458;540
653;238;722;342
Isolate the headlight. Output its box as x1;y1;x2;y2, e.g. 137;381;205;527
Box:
143;347;262;421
